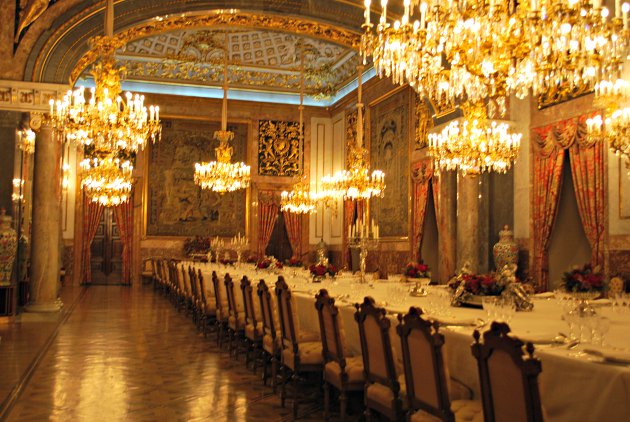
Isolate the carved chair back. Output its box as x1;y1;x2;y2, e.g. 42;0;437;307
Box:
257;280;277;340
397;307;454;421
275;276;299;352
471;322;544;422
354;296;399;392
315;289;346;364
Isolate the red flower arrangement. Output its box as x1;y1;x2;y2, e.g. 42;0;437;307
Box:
309;263;338;277
404;262;431;278
562;264;604;293
448;273;505;296
256;256;283;269
286;257;303;267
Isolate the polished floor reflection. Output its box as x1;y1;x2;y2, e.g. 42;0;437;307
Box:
3;286;332;421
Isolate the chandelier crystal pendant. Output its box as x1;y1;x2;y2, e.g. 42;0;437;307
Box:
428;101;522;176
320;65;385;201
80;153;133;207
194;32;251;194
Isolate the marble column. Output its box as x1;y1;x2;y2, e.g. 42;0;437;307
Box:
25;118;63;312
456;174;482;274
437;171;457;283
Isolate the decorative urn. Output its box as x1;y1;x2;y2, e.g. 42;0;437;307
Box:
0;209;17;285
493;225;518;271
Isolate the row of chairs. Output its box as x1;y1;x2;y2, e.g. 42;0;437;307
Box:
149;260;544;422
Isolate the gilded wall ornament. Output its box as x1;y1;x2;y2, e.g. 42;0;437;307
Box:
415;96;433;150
537;82;592;110
345;110;358;167
258;120;302;177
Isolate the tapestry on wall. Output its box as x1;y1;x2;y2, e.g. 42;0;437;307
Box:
369;88;410;238
258;120;302;176
146;118;247;237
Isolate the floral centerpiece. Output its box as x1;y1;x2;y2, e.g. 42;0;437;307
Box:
309;263;338;279
183;236;210;259
404;262;431;279
562;263;604;293
449;273;506;296
256;256;283;270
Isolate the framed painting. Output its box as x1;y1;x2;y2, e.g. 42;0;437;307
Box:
368;86;411;239
145;117;248;237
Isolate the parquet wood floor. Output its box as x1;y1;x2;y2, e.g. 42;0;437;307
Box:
2;286;354;421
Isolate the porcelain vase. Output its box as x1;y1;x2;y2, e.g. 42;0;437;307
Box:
493;225;518;271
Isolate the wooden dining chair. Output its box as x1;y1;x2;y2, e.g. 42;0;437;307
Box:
225;273;247;357
197;269;216;337
355;296;405;422
211;271;229;348
471;322;544;422
275;276;323;419
257;279;282;392
315;289;365;421
241;276;263;370
397;307;483;422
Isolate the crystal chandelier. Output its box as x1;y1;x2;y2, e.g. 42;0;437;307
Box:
320;66;385;200
428;102;522;176
281;178;317;214
281;50;317;214
362;0;629;108
80;153;133;207
587;76;630;166
194;33;251;194
49;3;161;153
17;128;36;154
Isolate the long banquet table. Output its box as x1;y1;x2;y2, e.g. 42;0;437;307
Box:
189;262;630;422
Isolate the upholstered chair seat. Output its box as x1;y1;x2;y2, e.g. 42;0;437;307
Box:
229;312;246;331
323;355;364;389
409;400;484;422
246;321;264;339
281;341;323;370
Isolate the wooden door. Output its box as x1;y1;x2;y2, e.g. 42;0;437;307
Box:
90;208;123;284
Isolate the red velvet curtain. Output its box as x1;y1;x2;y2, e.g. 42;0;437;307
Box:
569;116;606;269
113;197;134;285
283;211;301;259
532;128;564;292
258;191;279;257
411;160;434;262
81;194;104;284
532;115;605;291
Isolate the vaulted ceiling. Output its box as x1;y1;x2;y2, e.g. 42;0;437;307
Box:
22;1;399;104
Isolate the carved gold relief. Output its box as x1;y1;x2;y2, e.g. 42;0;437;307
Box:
70;12;361;85
537;82;592;110
415;95;433;149
258;120;302;177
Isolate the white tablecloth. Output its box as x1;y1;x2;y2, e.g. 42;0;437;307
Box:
188;263;630;422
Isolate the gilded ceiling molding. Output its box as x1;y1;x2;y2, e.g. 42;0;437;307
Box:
69;12;362;85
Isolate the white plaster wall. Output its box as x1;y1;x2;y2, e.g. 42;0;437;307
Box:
309;114;344;245
609;151;630;235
